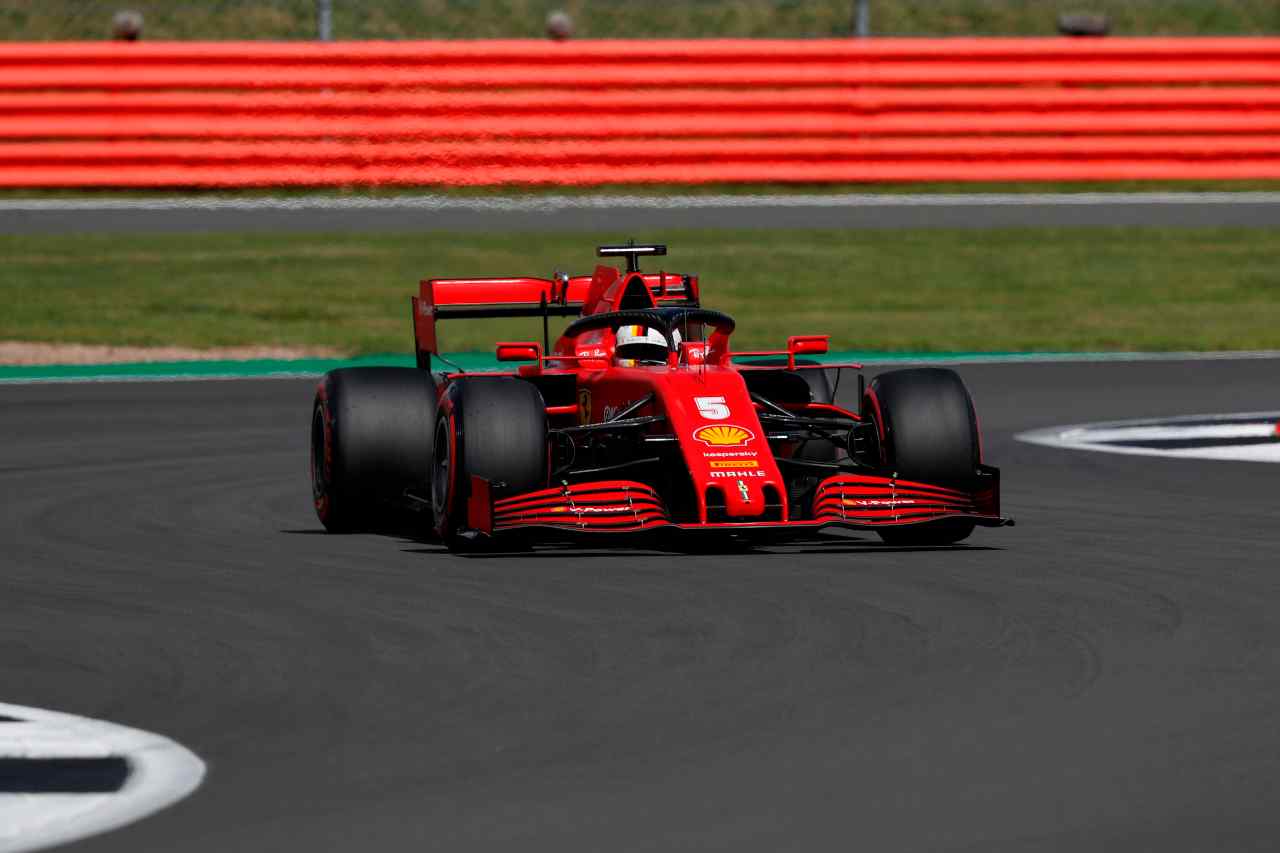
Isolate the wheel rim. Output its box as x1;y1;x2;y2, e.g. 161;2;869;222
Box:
310;404;328;502
431;417;451;519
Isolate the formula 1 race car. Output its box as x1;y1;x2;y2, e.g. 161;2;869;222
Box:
310;243;1011;550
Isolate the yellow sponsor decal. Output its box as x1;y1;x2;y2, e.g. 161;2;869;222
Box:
692;424;755;447
577;387;591;425
709;460;759;469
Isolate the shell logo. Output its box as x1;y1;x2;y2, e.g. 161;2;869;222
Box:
693;424;755;447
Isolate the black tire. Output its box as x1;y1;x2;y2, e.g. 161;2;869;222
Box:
311;367;437;532
797;364;833;405
793;364;836;462
738;358;831;405
432;377;548;547
865;367;980;545
740;358;834;462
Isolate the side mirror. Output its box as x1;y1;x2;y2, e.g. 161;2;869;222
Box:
496;341;542;362
787;335;829;356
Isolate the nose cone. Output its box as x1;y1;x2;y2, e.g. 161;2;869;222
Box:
655;367;783;523
721;475;765;518
704;461;773;519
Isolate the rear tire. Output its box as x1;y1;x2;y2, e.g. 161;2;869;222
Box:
739;358;831;406
432;377;548;548
865;367;980;545
311;367;437;532
740;359;837;514
794;364;836;462
740;358;835;462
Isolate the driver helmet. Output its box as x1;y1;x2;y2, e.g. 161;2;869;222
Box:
615;324;679;365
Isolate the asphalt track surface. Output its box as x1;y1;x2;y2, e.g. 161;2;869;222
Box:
4;192;1280;234
5;357;1280;851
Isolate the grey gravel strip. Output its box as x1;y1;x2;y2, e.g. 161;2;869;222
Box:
3;191;1280;233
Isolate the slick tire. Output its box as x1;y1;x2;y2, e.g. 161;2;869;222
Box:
740;357;835;462
794;362;837;462
864;367;980;546
432;377;548;549
797;362;833;406
739;357;832;405
311;367;437;533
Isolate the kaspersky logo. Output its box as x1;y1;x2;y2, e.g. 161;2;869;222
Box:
692;424;755;447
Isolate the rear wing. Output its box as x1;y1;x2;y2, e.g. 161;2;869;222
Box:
412;268;699;370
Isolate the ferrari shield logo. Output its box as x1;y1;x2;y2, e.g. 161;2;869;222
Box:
577;388;591;425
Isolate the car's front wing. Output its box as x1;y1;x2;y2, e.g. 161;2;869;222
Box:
466;468;1011;538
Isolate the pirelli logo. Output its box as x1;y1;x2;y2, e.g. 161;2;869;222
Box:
709;460;759;469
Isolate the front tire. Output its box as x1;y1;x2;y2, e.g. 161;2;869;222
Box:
311;367;437;532
432;377;549;548
865;367;980;545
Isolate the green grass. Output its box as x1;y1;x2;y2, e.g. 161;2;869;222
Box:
4;227;1280;355
3;0;1277;40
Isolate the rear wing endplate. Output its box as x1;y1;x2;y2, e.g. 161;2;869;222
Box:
413;275;588;370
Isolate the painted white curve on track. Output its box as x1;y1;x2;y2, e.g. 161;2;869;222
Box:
1057;423;1278;443
1017;411;1280;464
4;190;1280;213
0;702;205;853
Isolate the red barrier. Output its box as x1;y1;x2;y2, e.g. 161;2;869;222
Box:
2;38;1280;187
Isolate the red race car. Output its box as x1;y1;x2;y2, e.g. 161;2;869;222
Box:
310;243;1011;549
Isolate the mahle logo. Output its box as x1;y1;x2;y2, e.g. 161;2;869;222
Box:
693;424;755;447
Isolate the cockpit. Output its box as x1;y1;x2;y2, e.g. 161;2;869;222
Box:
561;307;735;369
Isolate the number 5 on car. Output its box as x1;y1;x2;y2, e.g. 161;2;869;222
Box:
694;396;730;420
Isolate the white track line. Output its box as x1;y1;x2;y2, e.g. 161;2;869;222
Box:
0;702;205;853
1018;412;1280;464
1058;423;1277;443
4;191;1280;213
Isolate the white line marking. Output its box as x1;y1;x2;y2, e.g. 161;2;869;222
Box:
1057;423;1277;443
1017;412;1280;464
0;702;205;853
3;191;1280;214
